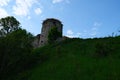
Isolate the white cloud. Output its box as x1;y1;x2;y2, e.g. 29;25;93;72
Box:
66;30;81;38
66;28;98;38
0;8;9;19
35;8;42;15
90;29;97;36
13;0;38;16
52;0;63;4
66;26;99;38
89;27;97;37
52;0;70;4
67;30;73;35
66;30;73;38
74;32;82;37
77;32;82;36
94;22;101;27
27;16;31;20
89;22;102;37
0;0;10;6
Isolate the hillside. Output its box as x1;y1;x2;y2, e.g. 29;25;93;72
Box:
11;36;120;80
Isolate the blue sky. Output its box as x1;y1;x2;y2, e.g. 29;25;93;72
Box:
0;0;120;38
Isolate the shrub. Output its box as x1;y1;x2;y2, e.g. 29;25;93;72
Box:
48;27;62;44
95;42;111;57
0;29;34;80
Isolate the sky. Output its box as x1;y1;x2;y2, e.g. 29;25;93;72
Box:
0;0;120;38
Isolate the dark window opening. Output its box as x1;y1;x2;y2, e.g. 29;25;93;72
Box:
41;41;43;43
53;21;56;26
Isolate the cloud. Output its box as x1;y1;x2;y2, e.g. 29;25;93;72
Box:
66;30;73;38
75;32;82;37
52;0;70;4
77;32;82;36
13;0;38;16
27;16;31;20
35;8;42;15
66;22;102;38
90;28;97;36
89;27;98;37
0;8;9;19
66;27;99;38
66;30;82;38
90;22;102;37
94;22;101;27
0;0;10;6
52;0;63;4
67;30;73;35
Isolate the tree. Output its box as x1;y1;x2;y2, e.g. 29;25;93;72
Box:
0;16;20;37
0;29;34;79
48;27;62;44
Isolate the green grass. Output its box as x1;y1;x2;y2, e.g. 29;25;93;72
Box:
11;37;120;80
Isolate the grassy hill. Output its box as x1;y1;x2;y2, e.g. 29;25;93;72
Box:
11;36;120;80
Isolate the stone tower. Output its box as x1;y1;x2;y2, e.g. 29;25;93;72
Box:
39;18;63;46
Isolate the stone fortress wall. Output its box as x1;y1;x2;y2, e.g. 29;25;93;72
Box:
32;18;63;48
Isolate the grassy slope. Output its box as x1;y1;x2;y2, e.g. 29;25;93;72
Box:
16;37;120;80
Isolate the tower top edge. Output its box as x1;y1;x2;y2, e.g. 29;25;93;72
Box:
42;18;62;24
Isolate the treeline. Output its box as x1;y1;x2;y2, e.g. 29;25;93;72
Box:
0;16;40;80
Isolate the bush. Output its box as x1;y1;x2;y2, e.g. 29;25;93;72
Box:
0;29;34;80
95;42;111;57
48;27;62;44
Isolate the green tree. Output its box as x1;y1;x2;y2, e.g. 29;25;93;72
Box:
48;27;62;44
0;29;34;80
0;16;20;37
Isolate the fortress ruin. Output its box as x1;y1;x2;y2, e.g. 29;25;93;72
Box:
33;18;63;48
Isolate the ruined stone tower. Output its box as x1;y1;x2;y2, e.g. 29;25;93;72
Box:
39;18;63;46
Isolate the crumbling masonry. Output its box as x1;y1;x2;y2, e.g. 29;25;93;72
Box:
33;18;63;48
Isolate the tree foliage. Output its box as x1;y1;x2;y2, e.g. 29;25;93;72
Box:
0;16;46;80
0;16;20;37
48;27;62;44
0;27;35;80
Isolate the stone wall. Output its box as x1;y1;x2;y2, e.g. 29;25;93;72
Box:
32;18;63;48
39;18;63;46
32;34;40;48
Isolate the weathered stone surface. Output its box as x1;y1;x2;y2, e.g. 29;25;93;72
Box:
39;18;63;47
33;18;63;48
32;34;40;48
